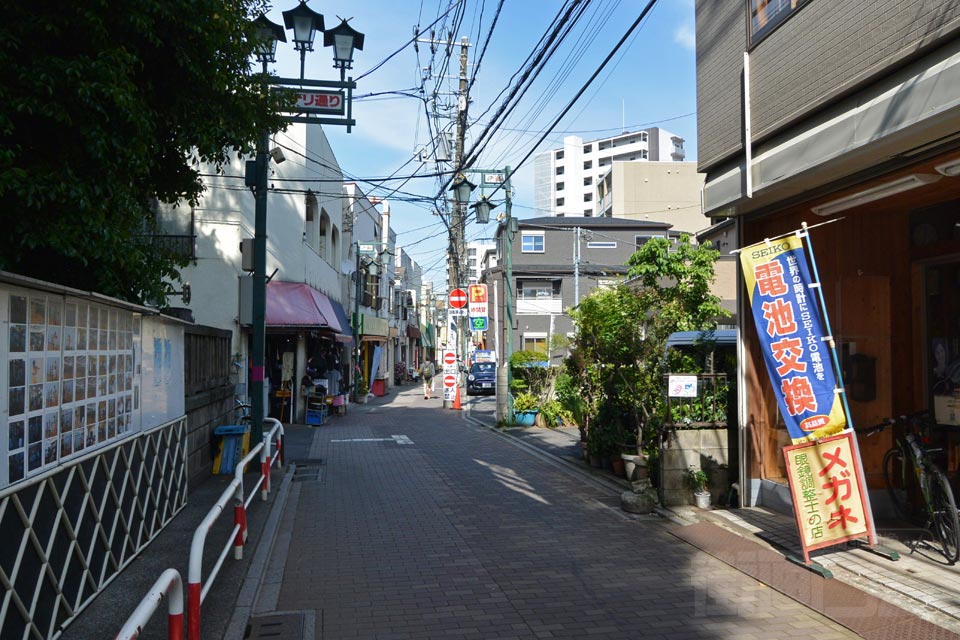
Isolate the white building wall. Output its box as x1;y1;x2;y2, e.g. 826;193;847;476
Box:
535;127;686;217
466;241;496;283
184;122;345;355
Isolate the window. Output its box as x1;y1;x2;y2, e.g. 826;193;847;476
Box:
635;233;666;247
517;280;557;298
555;166;564;176
555;197;565;207
521;232;545;253
587;241;617;249
583;144;592;153
556;182;565;191
584;209;592;216
583;161;592;170
749;0;811;46
584;177;592;186
583;193;592;202
641;132;648;142
304;192;318;250
468;247;477;256
642;150;648;159
523;334;548;354
556;150;564;160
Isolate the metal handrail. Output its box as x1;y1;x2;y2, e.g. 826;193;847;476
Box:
115;568;184;640
184;418;285;640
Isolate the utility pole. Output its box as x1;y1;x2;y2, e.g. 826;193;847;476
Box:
447;37;470;408
573;226;581;306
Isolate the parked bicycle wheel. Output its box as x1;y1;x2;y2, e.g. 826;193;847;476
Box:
883;447;910;520
928;467;960;564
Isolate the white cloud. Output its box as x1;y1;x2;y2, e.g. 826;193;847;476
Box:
674;23;696;51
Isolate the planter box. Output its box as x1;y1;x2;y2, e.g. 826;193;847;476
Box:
660;428;729;507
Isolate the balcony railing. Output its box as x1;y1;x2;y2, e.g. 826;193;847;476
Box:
516;297;563;315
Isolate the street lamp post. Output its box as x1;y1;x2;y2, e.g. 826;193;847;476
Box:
461;167;514;424
248;3;363;444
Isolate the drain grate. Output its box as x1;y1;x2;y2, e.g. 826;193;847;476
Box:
291;459;323;483
244;612;304;639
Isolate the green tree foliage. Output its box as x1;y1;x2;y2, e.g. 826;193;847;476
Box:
0;0;291;303
568;235;728;453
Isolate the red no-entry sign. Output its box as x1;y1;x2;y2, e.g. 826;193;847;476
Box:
443;351;456;366
443;374;456;388
449;288;467;309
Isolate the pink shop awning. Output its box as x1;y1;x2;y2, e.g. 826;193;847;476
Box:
265;282;343;333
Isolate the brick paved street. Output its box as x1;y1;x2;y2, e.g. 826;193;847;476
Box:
244;387;858;639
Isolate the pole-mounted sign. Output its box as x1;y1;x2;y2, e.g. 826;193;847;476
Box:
449;288;468;309
468;284;488;332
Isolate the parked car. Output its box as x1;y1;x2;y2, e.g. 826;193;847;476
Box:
466;362;496;396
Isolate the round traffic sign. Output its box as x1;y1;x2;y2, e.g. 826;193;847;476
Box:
443;351;456;365
449;288;467;309
443;374;456;388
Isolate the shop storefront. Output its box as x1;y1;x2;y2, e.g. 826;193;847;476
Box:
248;281;351;423
739;154;960;512
356;311;389;397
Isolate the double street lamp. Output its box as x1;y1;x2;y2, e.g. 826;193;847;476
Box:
246;2;363;443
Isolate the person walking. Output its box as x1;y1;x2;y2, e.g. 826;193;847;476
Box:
420;359;436;399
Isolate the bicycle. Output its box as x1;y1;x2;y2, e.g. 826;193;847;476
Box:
234;397;252;426
860;411;960;563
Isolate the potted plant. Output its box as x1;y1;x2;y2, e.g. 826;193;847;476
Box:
355;378;369;404
512;392;539;426
686;468;710;508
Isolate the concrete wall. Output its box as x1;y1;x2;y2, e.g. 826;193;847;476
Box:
660;428;729;507
608;162;707;234
185;383;234;491
696;0;960;170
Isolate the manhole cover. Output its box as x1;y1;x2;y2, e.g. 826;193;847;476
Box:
245;612;304;639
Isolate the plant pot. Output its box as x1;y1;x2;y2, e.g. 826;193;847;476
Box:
694;490;711;509
580;441;588;461
513;410;538;426
589;453;602;468
611;456;625;478
621;454;639;481
601;455;613;471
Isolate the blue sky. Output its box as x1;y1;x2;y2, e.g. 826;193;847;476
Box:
261;0;697;288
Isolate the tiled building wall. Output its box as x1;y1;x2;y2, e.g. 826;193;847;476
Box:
696;0;960;171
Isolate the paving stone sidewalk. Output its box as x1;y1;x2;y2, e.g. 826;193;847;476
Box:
480;406;960;636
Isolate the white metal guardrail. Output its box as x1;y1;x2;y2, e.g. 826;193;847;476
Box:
118;419;283;640
0;417;187;639
114;568;184;640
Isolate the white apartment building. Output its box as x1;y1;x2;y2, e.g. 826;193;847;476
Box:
466;240;496;283
533;127;686;217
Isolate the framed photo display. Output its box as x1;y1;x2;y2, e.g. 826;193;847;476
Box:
5;291;139;487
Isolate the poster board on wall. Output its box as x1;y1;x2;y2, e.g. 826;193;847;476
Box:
2;286;147;488
140;316;185;430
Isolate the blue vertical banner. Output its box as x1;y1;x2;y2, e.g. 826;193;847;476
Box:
740;235;847;442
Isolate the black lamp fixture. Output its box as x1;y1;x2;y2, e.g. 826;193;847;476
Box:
450;174;476;205
324;18;365;80
282;1;325;79
252;15;287;66
471;198;492;224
